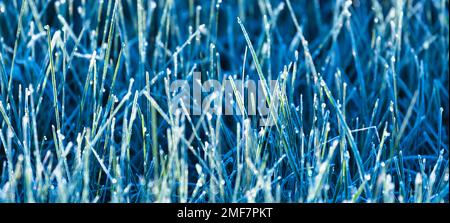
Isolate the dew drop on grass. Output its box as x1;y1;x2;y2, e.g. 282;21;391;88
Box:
198;24;206;34
390;56;396;63
344;151;350;160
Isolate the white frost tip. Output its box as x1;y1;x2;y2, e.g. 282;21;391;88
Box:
198;24;207;34
150;1;157;9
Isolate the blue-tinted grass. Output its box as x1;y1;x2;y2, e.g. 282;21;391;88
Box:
0;0;448;203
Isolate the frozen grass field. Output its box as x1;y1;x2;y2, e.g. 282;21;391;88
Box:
0;0;448;203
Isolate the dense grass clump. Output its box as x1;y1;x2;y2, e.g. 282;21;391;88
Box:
0;0;448;203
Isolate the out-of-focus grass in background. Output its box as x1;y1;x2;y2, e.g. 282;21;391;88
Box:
0;0;448;203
